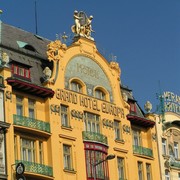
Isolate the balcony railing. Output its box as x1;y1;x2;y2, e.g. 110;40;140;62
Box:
82;131;108;145
13;114;51;133
15;160;53;177
133;145;153;157
170;160;180;168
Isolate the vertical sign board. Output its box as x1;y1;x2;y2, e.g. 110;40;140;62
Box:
163;91;180;115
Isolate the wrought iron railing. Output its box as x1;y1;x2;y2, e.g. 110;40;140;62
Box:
133;145;153;157
13;114;50;133
15;160;53;177
82;131;108;145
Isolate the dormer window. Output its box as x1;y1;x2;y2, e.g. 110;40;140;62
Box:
129;101;137;113
12;64;31;79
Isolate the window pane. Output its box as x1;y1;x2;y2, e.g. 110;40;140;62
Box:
133;130;141;146
162;138;167;155
84;112;100;133
21;138;35;162
114;120;121;140
39;141;43;164
16;96;23;116
28;99;35;118
61;105;69;127
71;81;82;93
117;157;125;179
174;142;179;159
138;162;143;180
146;164;151;180
95;89;105;100
165;170;170;180
63;144;72;170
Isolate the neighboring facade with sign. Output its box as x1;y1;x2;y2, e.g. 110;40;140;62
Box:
156;91;180;180
0;11;161;179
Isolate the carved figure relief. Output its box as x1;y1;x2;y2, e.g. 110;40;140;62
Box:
71;11;95;41
46;40;67;84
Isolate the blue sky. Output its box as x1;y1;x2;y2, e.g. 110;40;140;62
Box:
1;0;180;112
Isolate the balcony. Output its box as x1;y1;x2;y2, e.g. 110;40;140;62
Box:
133;145;153;157
82;131;108;146
170;160;180;169
15;160;53;177
13;114;51;133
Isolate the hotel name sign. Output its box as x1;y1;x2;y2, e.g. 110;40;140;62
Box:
163;91;180;115
56;89;124;118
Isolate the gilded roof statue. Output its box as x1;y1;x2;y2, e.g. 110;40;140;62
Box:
71;10;95;41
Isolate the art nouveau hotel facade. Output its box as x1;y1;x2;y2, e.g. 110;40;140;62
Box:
0;11;161;180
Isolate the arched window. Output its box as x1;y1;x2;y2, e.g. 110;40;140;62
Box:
70;80;83;93
94;88;107;100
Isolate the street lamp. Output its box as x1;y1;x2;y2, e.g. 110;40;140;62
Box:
92;154;115;180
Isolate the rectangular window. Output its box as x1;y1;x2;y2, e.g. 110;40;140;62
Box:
138;162;143;180
20;138;35;162
12;64;30;79
63;144;72;170
174;142;179;159
39;141;43;164
117;157;125;180
129;102;136;113
14;136;18;160
162;138;167;155
61;105;70;127
146;163;151;180
133;129;141;146
165;170;170;180
28;99;35;119
19;67;24;76
114;120;121;140
84;112;100;133
16;96;23;116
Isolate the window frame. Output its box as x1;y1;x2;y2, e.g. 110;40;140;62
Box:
16;95;23;116
94;88;106;100
132;129;141;146
14;135;44;164
138;161;144;180
84;112;100;133
174;142;179;159
63;144;73;171
20;137;36;162
60;104;70;128
117;157;125;180
70;80;83;93
162;138;167;155
146;163;152;180
12;64;31;79
165;169;170;180
114;120;122;141
28;98;36;119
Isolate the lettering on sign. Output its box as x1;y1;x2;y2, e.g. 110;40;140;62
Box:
77;63;99;79
56;88;124;118
163;91;180;115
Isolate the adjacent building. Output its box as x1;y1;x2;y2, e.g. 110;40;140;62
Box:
156;91;180;180
0;11;161;180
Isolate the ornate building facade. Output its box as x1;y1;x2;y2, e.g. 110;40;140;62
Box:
0;11;161;180
156;91;180;180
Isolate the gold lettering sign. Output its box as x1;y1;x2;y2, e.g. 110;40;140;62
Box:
56;88;124;118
